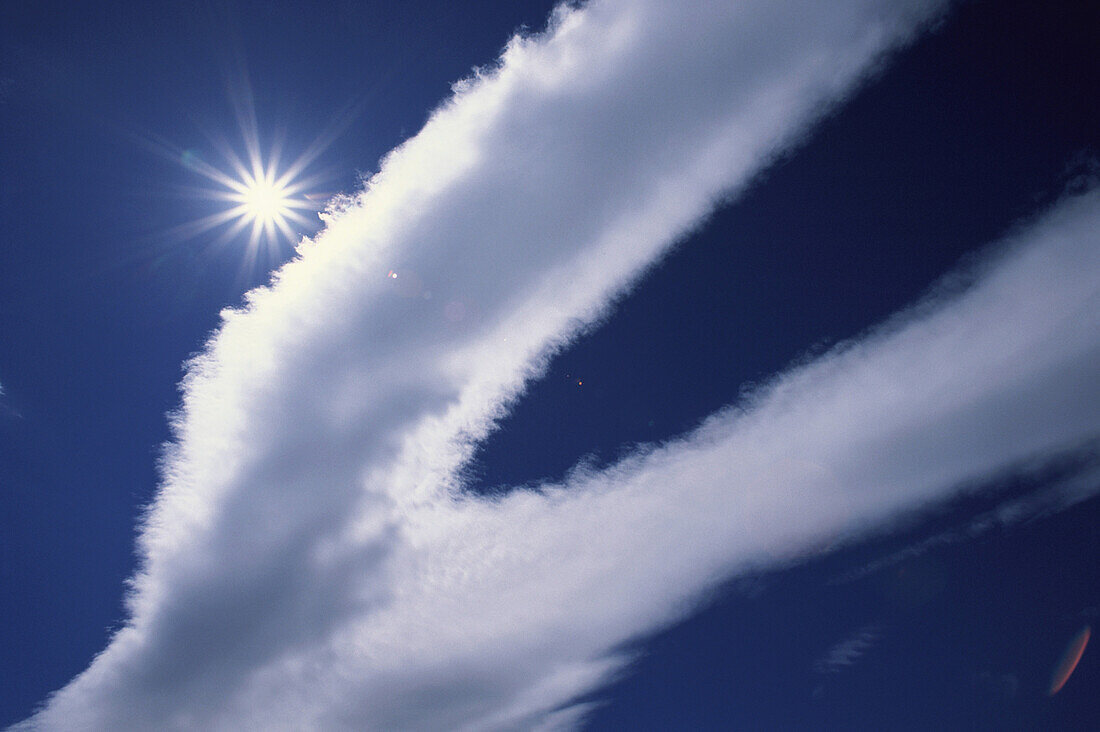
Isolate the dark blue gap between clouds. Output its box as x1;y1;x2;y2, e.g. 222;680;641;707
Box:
469;0;1100;495
474;1;1099;726
465;0;1100;726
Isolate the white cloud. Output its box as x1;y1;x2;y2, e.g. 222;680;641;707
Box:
814;626;881;674
829;454;1100;585
19;0;1100;729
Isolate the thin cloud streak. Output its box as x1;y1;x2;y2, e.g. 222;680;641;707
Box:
829;454;1100;586
814;626;881;675
20;0;1100;729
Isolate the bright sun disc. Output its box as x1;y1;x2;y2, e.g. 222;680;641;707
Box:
170;119;328;256
214;161;316;252
240;176;292;225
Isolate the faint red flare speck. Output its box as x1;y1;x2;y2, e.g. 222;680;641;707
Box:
1049;625;1090;696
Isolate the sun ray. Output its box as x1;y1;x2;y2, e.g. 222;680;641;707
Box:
191;130;324;256
131;61;363;280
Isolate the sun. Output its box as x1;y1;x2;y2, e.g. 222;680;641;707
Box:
232;170;295;227
210;158;318;252
151;76;353;265
162;142;324;262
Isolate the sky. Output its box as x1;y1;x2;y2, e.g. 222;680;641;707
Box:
1;0;1098;729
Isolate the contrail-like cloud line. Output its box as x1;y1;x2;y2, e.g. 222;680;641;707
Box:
24;0;1100;729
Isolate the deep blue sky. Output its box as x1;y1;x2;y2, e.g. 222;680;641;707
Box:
2;0;1097;728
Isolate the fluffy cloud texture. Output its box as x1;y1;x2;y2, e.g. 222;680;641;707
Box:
21;0;1100;729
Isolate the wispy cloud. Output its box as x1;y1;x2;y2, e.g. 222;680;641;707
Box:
830;453;1100;584
20;0;1100;729
814;626;881;675
0;380;22;423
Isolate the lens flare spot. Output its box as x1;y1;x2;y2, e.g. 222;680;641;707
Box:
1049;625;1090;696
